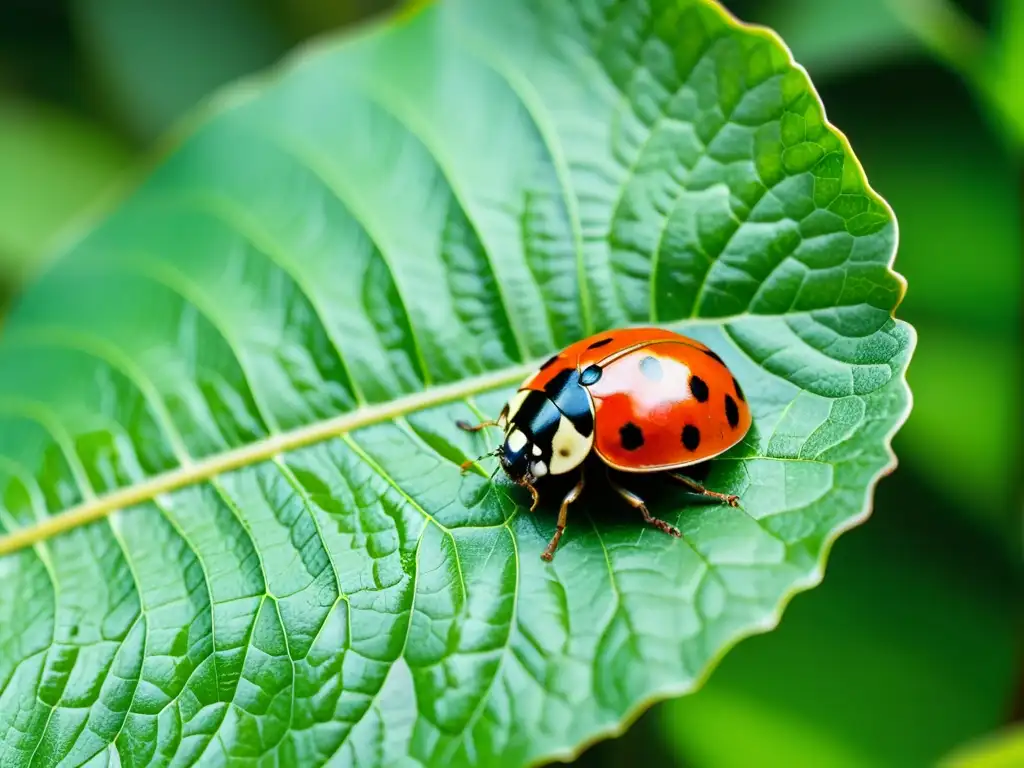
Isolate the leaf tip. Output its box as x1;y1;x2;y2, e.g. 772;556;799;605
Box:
705;0;910;314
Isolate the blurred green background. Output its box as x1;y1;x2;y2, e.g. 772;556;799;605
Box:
0;0;1019;766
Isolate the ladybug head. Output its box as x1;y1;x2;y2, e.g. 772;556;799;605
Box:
498;427;549;487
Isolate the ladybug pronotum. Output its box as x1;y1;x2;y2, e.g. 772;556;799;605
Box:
458;327;752;561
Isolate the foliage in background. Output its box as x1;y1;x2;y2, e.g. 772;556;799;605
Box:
0;0;1018;766
0;101;129;312
890;0;1024;149
72;0;287;141
940;725;1024;768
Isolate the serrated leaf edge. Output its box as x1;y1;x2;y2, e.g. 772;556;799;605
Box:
0;1;916;765
527;1;913;763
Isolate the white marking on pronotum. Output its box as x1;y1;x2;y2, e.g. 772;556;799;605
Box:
549;415;594;474
532;444;543;457
506;429;528;453
503;390;530;425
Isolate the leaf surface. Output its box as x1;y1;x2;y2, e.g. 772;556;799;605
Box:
0;1;912;765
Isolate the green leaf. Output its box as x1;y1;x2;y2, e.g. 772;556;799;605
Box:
0;0;912;765
750;0;920;78
853;117;1019;333
834;111;1019;540
884;0;1023;150
941;726;1024;768
990;0;1024;147
901;325;1018;526
656;475;1020;767
0;100;129;280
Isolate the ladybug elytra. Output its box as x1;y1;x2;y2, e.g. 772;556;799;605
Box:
458;327;752;561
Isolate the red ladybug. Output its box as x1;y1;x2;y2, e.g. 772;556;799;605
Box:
458;327;752;561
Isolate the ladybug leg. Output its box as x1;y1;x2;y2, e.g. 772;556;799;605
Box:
458;446;501;473
541;471;585;562
456;420;501;472
607;474;682;539
456;419;499;433
526;481;540;512
667;471;740;507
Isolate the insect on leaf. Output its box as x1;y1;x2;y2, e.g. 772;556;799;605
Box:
0;0;913;765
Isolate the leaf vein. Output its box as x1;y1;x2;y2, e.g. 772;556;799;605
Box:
0;357;536;557
437;524;518;764
456;26;594;338
167;192;369;407
325;75;540;361
259;129;439;386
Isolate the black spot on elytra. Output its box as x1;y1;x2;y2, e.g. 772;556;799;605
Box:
639;355;662;381
580;364;602;386
704;348;724;364
540;354;560;370
733;376;745;402
587;337;614;350
689;375;709;403
619;422;644;451
725;394;740;428
681;425;701;451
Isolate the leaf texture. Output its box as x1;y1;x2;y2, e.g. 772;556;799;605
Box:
0;0;913;766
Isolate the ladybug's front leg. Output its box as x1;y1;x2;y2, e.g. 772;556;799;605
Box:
607;473;683;539
540;470;585;562
456;418;501;473
455;419;499;433
667;471;740;507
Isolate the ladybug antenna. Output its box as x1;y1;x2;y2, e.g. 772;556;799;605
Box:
459;447;500;474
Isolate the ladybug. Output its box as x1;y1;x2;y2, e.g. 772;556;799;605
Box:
457;327;752;561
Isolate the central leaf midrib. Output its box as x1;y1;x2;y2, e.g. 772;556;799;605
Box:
0;361;539;557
